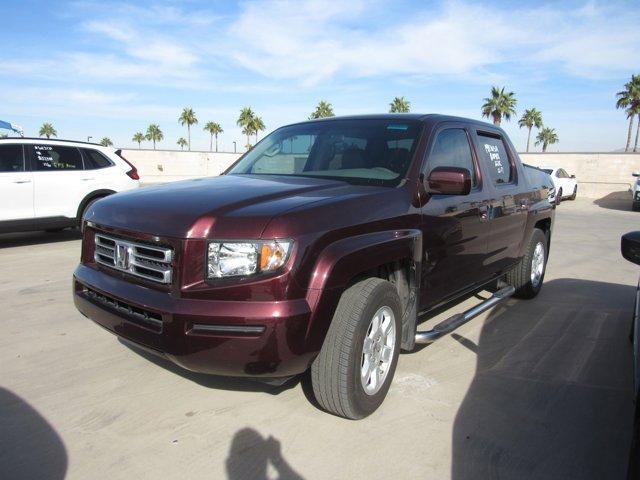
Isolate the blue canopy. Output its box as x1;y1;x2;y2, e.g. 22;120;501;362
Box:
0;120;23;135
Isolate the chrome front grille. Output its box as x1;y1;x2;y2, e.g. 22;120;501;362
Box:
94;233;173;284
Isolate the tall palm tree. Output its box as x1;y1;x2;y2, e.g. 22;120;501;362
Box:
132;132;145;149
178;107;198;151
39;122;57;139
309;101;335;119
145;124;163;150
389;96;411;113
204;122;223;152
250;116;265;144
617;74;640;152
100;137;113;147
482;86;517;125
177;138;188;150
237;107;256;148
518;108;544;152
535;127;559;152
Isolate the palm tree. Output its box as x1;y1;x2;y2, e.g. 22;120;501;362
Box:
237;107;256;148
132;132;145;149
481;86;517;125
309;101;335;119
177;137;188;150
100;137;113;147
178;107;198;151
617;74;640;152
389;96;410;113
204;122;223;152
145;124;163;150
518;108;543;152
39;122;57;139
250;116;265;144
535;127;559;152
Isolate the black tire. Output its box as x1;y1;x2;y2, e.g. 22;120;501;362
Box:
311;278;402;419
569;186;577;200
556;188;562;205
506;228;548;299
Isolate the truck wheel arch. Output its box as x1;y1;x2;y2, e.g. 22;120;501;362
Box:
304;230;422;353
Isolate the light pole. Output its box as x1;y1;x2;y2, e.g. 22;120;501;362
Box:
87;136;92;142
233;141;236;153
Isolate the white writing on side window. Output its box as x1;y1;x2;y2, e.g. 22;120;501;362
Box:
484;144;504;175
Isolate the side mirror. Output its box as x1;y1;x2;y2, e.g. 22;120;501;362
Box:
570;174;576;178
621;231;640;266
427;167;471;195
633;172;640;177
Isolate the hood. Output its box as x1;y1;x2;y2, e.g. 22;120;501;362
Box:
86;174;381;238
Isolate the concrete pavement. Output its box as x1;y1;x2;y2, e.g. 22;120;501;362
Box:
0;199;637;479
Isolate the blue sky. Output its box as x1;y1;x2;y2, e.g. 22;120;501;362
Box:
1;0;639;152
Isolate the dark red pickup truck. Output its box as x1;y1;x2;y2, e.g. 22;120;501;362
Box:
73;114;554;419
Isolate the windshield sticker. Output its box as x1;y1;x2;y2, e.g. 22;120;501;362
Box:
386;124;409;131
484;143;504;175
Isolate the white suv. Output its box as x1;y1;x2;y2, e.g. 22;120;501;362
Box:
0;138;139;233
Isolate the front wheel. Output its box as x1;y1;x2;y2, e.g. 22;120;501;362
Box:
506;228;548;299
311;278;402;419
556;188;563;205
570;186;577;200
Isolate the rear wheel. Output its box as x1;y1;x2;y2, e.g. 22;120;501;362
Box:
311;278;402;419
506;228;548;299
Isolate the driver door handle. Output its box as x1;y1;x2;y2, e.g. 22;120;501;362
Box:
13;179;31;184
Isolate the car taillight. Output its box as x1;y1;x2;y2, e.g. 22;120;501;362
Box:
115;149;140;181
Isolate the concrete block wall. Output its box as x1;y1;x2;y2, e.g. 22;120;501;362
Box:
521;153;640;198
120;149;242;184
121;149;640;199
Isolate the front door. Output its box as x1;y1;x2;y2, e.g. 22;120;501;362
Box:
0;144;34;222
419;126;491;310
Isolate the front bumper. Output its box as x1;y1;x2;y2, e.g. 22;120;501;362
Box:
73;265;314;377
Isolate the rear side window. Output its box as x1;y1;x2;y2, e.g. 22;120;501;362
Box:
82;149;113;169
32;145;83;171
426;128;477;187
476;134;513;185
0;144;24;172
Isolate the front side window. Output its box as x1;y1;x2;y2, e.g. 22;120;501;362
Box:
227;119;422;186
426;128;477;187
32;145;83;171
476;133;513;185
0;144;24;172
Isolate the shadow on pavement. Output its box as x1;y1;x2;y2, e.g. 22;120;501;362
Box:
0;387;67;480
593;191;633;212
119;339;300;395
0;229;81;248
226;428;304;479
451;278;636;479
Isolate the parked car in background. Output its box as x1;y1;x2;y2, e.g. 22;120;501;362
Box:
540;166;578;203
74;114;555;419
0;138;139;233
621;232;640;478
631;172;640;211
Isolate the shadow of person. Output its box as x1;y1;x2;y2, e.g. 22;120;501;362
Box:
0;387;68;480
451;278;636;480
225;428;304;480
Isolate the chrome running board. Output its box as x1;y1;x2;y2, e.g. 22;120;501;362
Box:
414;285;515;344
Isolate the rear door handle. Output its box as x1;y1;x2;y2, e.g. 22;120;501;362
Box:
81;178;95;181
13;179;31;184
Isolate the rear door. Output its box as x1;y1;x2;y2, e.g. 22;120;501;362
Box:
30;144;87;219
472;129;529;275
0;144;33;221
419;124;491;308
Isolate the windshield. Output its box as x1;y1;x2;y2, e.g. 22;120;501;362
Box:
227;119;422;186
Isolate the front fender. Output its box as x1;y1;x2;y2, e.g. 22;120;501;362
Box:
303;229;422;353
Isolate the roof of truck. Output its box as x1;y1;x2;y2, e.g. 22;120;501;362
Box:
284;113;499;130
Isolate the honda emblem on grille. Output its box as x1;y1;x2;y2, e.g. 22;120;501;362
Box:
115;242;130;269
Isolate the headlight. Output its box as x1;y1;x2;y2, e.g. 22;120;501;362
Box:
207;240;292;279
